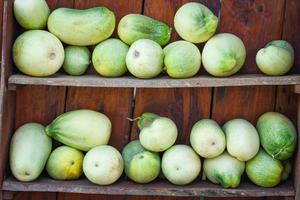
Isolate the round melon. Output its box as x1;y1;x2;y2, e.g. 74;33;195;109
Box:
202;33;246;77
92;39;129;77
63;46;90;76
83;145;123;185
246;149;283;187
14;0;50;29
46;145;84;180
163;41;201;78
162;145;201;185
13;30;64;77
122;140;160;183
126;39;164;79
256;112;297;160
223;119;260;161
190;119;225;158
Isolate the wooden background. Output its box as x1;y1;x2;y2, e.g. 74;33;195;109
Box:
1;0;300;200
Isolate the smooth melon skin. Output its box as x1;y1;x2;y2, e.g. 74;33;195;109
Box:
45;109;112;151
164;41;201;78
246;149;283;187
46;146;84;180
256;112;297;160
202;33;246;77
14;0;50;29
13;30;64;77
63;46;91;76
92;39;129;77
83;145;124;185
126;39;164;79
162;145;201;185
10;123;52;182
256;40;294;76
174;2;218;43
48;7;115;46
203;152;245;188
118;14;171;46
190;119;225;158
223;119;260;161
122;140;160;183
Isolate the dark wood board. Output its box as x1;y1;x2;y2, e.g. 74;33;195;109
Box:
2;176;295;197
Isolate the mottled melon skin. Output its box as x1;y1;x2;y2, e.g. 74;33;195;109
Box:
256;112;297;160
48;7;115;46
118;14;171;46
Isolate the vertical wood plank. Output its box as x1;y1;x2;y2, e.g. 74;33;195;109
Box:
282;0;300;73
13;192;56;200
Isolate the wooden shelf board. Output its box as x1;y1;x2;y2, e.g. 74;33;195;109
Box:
2;176;295;197
8;74;300;88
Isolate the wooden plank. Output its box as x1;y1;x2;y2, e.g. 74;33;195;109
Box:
7;74;300;89
219;0;286;74
2;176;295;197
0;0;17;187
212;86;276;124
64;87;133;151
282;0;300;73
13;192;56;200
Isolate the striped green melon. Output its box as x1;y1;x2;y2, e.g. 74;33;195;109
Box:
256;112;297;160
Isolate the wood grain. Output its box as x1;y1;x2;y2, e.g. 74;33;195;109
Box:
282;0;300;73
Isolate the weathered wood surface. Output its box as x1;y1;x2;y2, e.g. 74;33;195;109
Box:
2;177;295;197
8;74;300;88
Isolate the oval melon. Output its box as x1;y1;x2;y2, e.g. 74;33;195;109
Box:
256;112;297;160
10;123;52;182
118;14;171;46
190;119;225;158
45;109;112;151
223;119;260;161
48;7;115;46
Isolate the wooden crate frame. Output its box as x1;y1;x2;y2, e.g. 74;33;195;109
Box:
0;0;300;199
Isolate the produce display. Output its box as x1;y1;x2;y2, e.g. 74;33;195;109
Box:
9;110;297;189
63;46;91;76
256;40;295;76
12;1;295;78
92;39;129;77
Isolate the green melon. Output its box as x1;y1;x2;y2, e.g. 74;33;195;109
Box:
122;140;160;183
63;46;90;76
256;112;297;160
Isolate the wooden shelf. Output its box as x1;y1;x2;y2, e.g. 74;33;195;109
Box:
8;74;300;89
2;176;295;197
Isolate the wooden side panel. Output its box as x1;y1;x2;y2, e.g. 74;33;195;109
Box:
282;0;300;73
13;192;56;200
